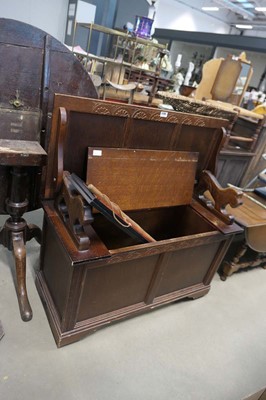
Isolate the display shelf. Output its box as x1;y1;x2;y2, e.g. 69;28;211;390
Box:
72;23;166;72
71;22;169;103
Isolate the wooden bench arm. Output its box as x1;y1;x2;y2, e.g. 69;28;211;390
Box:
196;170;243;224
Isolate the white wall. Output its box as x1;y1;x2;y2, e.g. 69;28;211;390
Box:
154;0;232;34
0;0;68;42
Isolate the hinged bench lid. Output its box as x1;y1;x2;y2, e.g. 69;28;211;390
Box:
86;147;198;210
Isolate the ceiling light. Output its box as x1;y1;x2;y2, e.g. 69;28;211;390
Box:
201;6;219;11
235;24;253;29
220;0;255;18
255;7;266;12
242;3;254;8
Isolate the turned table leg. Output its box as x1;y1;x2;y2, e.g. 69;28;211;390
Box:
12;231;32;321
0;166;43;321
220;241;248;280
220;239;266;280
0;217;42;321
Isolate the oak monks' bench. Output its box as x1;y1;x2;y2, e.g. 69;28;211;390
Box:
36;94;242;347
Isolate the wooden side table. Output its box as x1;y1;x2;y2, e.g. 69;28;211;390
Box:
0;140;47;321
221;192;266;280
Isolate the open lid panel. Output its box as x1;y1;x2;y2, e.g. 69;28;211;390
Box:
86;147;198;210
45;94;229;200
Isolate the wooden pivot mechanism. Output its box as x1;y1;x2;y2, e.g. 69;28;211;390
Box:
0;140;46;321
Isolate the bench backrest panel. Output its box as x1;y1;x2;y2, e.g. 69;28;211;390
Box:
45;95;228;200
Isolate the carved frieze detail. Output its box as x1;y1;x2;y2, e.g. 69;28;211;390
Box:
92;102;131;117
91;105;112;115
113;107;130;117
132;110;149;120
57;96;211;128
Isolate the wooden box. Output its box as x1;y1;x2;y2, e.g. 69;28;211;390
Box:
36;95;242;347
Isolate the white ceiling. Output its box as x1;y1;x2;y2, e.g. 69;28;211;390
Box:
173;0;266;32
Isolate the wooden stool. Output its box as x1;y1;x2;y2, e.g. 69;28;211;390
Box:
0;140;46;321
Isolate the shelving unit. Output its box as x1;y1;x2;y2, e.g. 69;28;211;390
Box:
71;22;171;104
72;23;166;77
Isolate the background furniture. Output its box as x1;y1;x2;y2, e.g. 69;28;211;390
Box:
36;95;241;347
71;23;172;104
102;79;137;103
157;92;266;189
157;91;238;120
220;192;266;280
72;22;167;79
217;114;266;188
195;53;253;106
